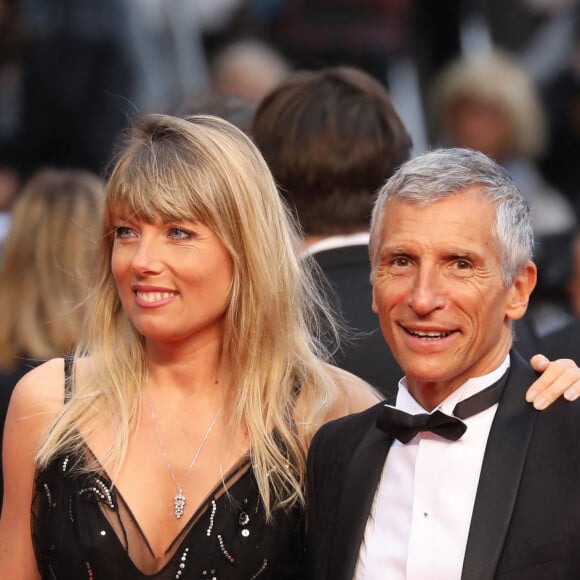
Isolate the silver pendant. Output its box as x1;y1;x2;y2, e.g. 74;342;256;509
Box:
174;490;186;519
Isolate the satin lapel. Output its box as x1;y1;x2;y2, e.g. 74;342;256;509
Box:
461;352;539;580
328;407;393;580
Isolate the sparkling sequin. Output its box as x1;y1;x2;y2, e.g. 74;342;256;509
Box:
43;483;53;507
34;457;299;579
79;477;115;509
206;500;217;537
175;547;189;578
217;534;235;564
68;496;74;522
61;457;70;472
249;558;268;579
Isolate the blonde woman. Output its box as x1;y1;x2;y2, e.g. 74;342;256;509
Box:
430;49;575;238
0;167;104;508
0;115;577;579
0;168;105;376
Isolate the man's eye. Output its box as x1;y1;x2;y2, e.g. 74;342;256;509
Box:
393;257;410;267
455;260;471;269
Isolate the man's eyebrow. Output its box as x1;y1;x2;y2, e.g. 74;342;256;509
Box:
444;248;484;261
378;246;410;259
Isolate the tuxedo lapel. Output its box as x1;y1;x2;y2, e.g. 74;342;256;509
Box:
327;406;393;580
461;352;539;580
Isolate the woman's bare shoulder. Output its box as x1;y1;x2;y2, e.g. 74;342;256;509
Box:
324;364;382;422
9;357;67;421
0;358;68;578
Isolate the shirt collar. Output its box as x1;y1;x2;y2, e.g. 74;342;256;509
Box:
395;353;511;415
301;232;370;257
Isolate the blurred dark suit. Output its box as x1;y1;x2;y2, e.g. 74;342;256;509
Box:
312;243;402;399
539;319;580;363
513;312;543;361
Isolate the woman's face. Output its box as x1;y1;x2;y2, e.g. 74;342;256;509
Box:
111;211;234;349
447;98;513;160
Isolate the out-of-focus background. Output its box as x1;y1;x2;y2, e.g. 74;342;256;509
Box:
1;0;580;344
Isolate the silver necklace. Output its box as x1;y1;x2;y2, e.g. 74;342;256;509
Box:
148;401;222;519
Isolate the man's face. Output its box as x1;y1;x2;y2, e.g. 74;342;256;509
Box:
372;187;536;407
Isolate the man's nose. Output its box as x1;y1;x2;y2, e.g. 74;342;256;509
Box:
407;265;445;315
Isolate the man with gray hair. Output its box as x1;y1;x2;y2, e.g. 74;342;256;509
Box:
306;148;580;579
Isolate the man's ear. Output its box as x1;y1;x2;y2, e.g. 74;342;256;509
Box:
506;261;537;321
371;283;379;314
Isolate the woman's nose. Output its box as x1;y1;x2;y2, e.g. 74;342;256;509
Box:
131;237;163;276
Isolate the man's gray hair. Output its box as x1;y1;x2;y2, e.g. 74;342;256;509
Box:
369;148;534;285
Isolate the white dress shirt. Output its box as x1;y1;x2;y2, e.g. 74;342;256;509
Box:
301;232;370;257
354;355;511;580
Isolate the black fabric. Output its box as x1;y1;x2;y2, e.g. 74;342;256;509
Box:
4;0;135;179
32;452;305;579
305;352;580;580
376;372;508;443
377;407;466;443
32;357;305;578
453;372;508;419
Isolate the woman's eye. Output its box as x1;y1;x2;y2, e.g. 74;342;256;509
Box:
168;227;193;240
114;226;134;238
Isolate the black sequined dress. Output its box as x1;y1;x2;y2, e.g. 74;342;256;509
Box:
32;451;305;579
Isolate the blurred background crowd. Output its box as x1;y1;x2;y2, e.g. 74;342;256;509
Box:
1;0;580;389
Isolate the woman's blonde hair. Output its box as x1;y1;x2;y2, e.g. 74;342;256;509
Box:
431;49;547;159
0;168;104;369
37;114;342;517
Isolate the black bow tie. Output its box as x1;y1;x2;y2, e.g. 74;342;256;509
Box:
376;372;509;444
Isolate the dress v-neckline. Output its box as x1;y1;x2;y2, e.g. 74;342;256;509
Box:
82;444;252;573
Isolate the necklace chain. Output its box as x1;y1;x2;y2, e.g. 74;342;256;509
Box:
147;400;222;519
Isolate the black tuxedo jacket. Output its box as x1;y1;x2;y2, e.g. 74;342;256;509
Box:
306;351;580;579
311;244;402;398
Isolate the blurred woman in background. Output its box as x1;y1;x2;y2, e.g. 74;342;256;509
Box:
0;167;104;505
